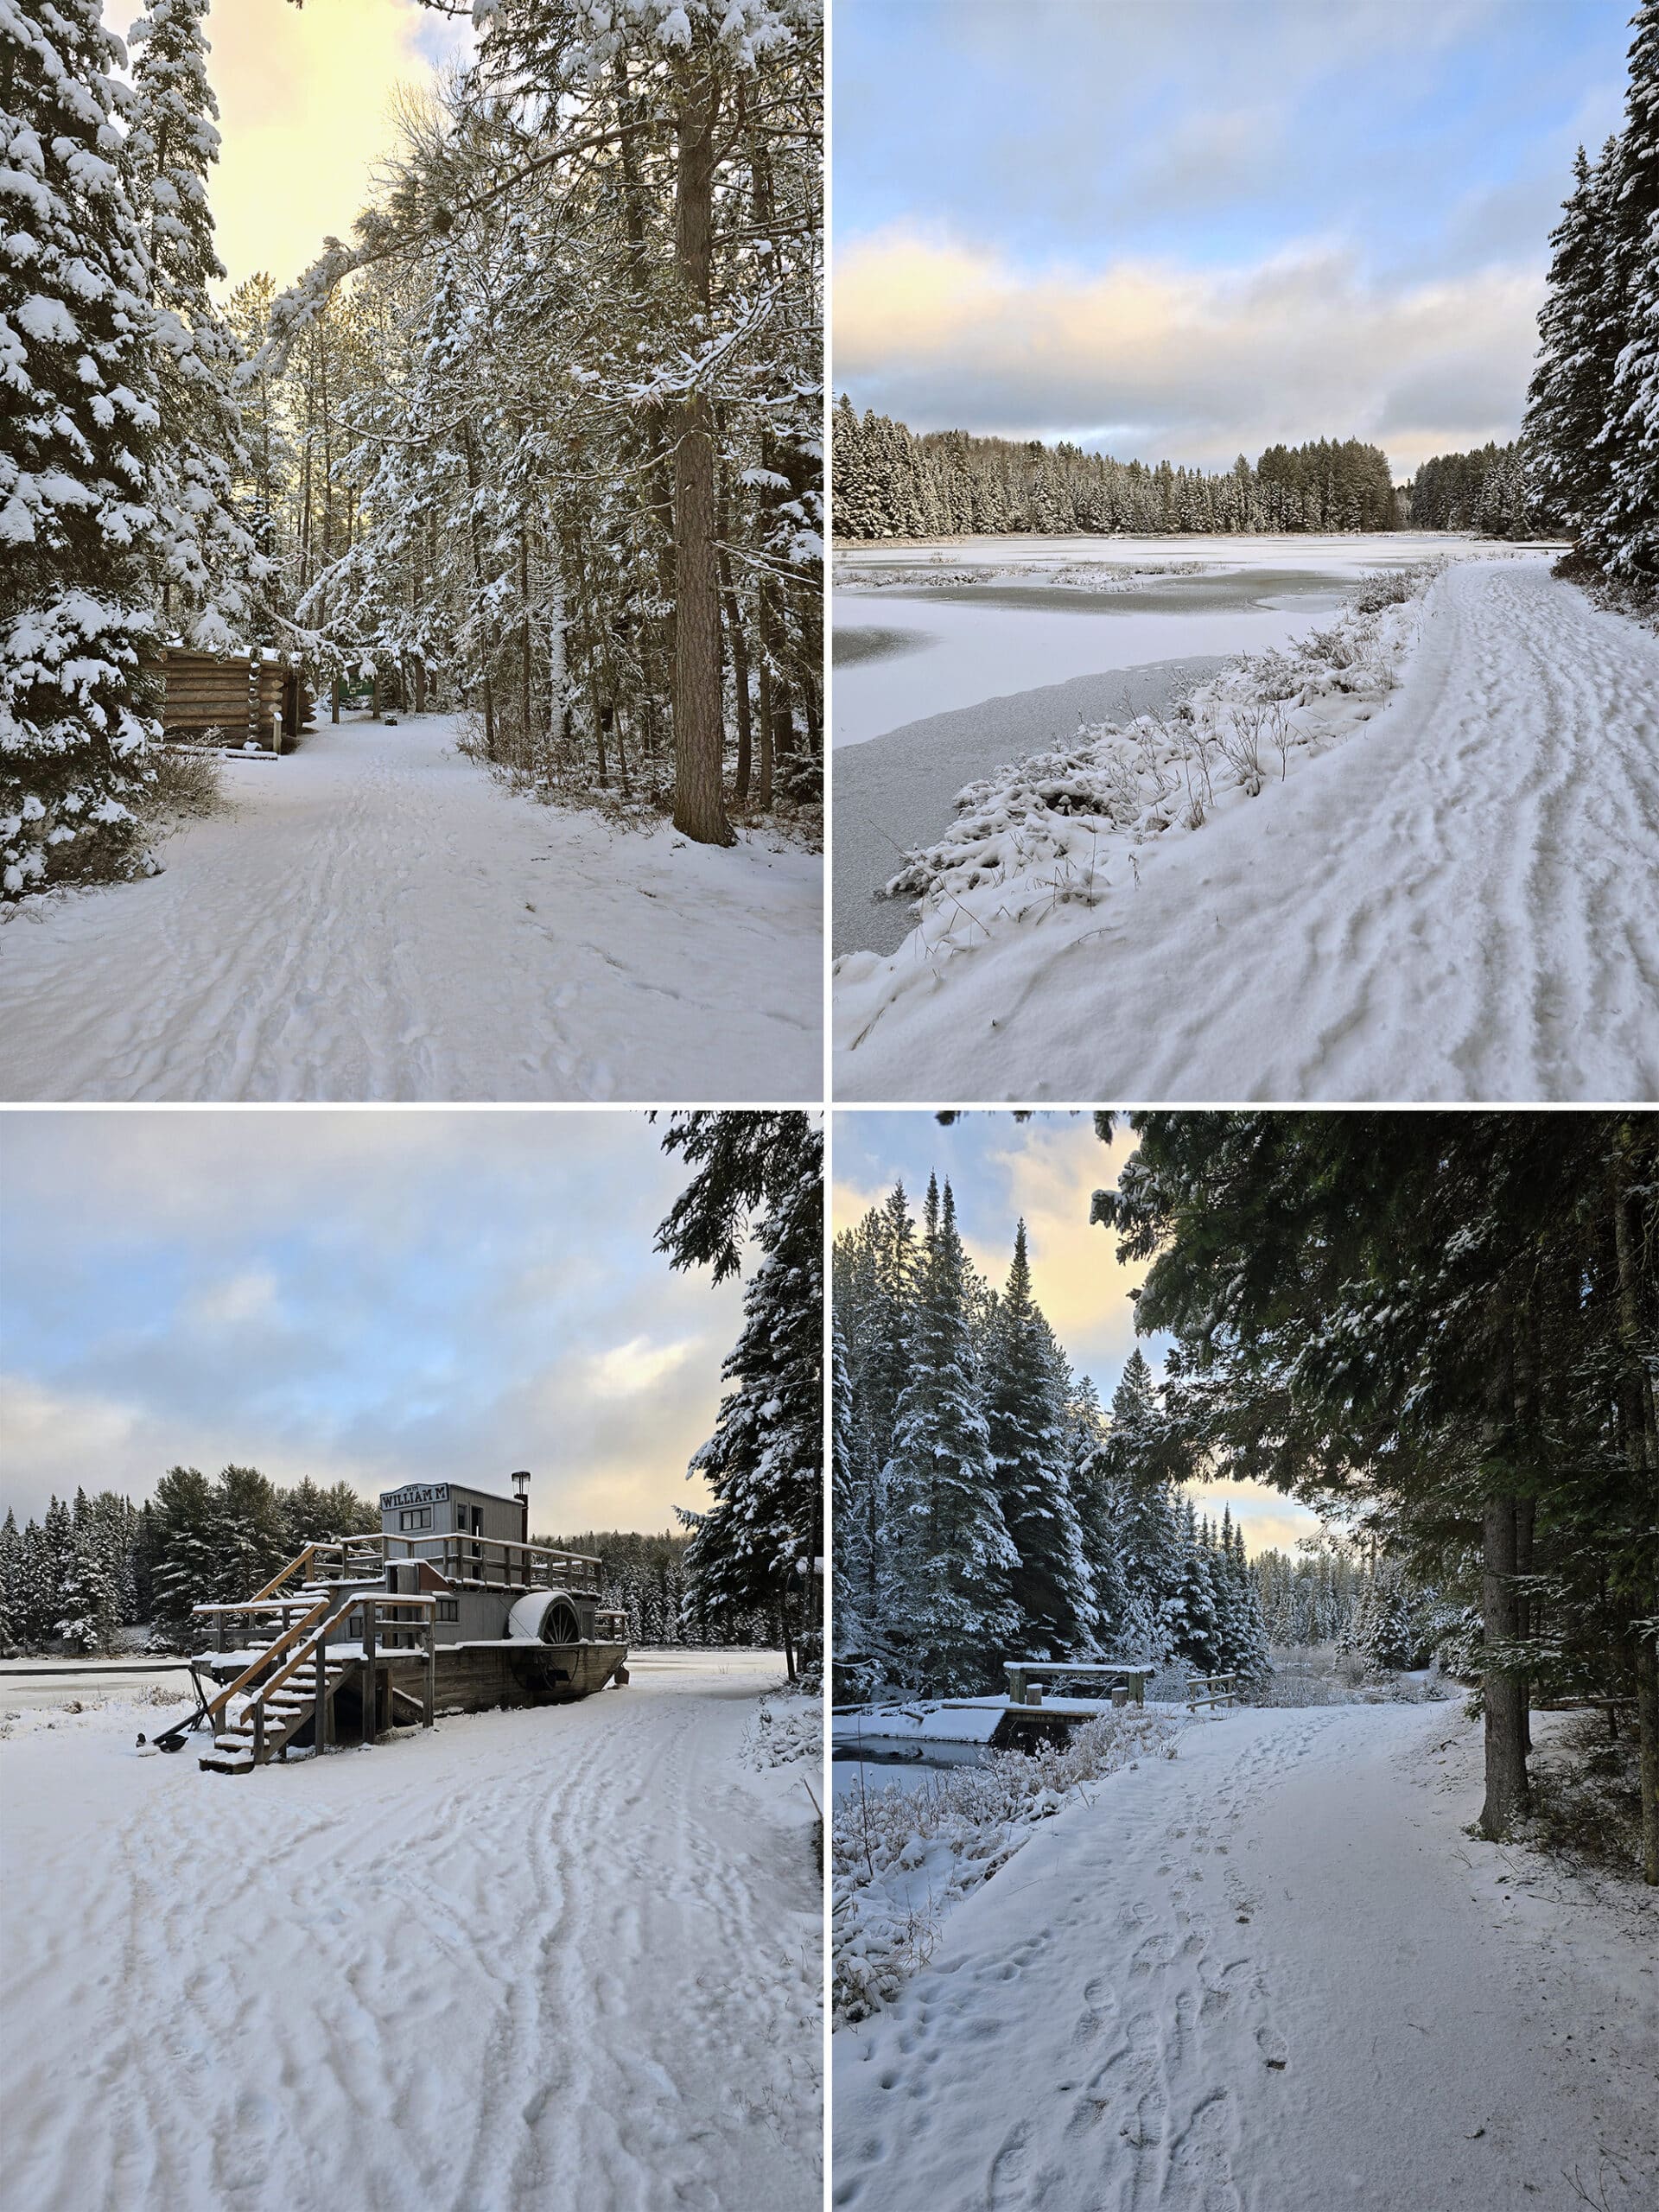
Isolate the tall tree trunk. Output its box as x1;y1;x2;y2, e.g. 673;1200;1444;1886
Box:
1479;1493;1529;1838
1613;1122;1659;1883
670;59;733;845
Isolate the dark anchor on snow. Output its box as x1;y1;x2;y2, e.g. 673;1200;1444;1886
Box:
139;1660;219;1753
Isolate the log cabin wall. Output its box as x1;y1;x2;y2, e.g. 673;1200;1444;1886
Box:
143;650;314;752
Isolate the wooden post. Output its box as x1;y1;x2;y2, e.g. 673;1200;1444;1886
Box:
1134;1674;1145;1707
371;671;381;721
363;1604;377;1746
315;1617;330;1755
331;676;340;725
247;653;260;747
252;1698;266;1768
216;1612;227;1654
423;1620;435;1730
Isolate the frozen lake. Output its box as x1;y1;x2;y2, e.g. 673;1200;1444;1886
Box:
830;531;1497;957
831;531;1459;750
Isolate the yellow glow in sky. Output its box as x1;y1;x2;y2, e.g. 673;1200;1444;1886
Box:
110;0;469;291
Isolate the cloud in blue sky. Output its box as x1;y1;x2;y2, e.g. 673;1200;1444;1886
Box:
832;1112;1322;1556
0;1112;747;1535
833;0;1634;474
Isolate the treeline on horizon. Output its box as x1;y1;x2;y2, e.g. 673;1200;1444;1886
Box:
0;1474;775;1657
831;399;1400;540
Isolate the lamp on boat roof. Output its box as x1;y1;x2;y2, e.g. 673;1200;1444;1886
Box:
512;1470;531;1542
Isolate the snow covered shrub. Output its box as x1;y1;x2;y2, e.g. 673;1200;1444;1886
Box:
876;563;1442;938
141;744;226;828
2;0;164;899
833;1709;1180;2022
743;1690;823;1771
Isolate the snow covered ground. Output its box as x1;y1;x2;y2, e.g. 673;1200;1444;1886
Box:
835;555;1659;1101
833;1701;1659;2212
0;712;821;1102
1;1651;822;2212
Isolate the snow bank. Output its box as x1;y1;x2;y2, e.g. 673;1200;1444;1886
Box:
833;1708;1182;2024
867;562;1438;942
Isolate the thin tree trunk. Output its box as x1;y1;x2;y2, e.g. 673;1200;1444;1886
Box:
1479;1493;1529;1838
670;59;733;845
461;421;495;759
716;486;753;800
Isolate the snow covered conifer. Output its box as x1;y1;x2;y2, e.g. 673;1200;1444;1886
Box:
884;1178;1019;1692
685;1118;823;1678
985;1220;1091;1659
1;0;162;898
124;0;261;647
1599;0;1659;580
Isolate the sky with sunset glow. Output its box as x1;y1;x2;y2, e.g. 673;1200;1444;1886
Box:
833;0;1636;478
833;1114;1321;1559
105;0;473;296
0;1113;747;1535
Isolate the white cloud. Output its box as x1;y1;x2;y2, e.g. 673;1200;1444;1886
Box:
185;1270;280;1329
583;1335;702;1398
835;227;1542;475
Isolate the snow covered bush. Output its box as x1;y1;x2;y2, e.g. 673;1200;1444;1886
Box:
742;1688;823;1771
2;0;163;899
833;1709;1180;2023
874;563;1442;939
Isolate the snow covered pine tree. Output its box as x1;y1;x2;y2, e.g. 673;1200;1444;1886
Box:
2;0;163;897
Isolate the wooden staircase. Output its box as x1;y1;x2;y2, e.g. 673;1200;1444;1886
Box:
199;1652;357;1774
192;1573;437;1776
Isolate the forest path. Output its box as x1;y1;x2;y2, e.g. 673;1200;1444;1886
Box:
2;1653;820;2212
834;558;1659;1100
0;712;820;1100
834;1703;1658;2212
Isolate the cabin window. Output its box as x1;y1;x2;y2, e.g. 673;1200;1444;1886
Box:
437;1599;458;1623
399;1508;432;1532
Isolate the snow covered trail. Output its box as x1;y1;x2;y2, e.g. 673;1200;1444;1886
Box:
834;1704;1658;2212
0;714;821;1101
835;558;1659;1100
2;1654;821;2212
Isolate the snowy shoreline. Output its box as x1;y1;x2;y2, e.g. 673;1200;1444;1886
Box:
833;553;1659;1101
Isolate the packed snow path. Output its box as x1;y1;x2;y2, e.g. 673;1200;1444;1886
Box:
835;1704;1658;2212
835;559;1659;1100
0;713;820;1101
3;1654;820;2212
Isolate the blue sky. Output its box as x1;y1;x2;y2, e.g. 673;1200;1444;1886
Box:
832;1112;1320;1556
833;0;1635;473
0;1112;745;1535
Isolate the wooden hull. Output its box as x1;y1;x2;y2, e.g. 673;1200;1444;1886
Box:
433;1640;629;1716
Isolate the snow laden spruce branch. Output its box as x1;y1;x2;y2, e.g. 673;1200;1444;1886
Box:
2;0;263;899
833;1709;1182;2024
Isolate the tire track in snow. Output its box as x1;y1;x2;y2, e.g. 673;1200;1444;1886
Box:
4;1656;817;2212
